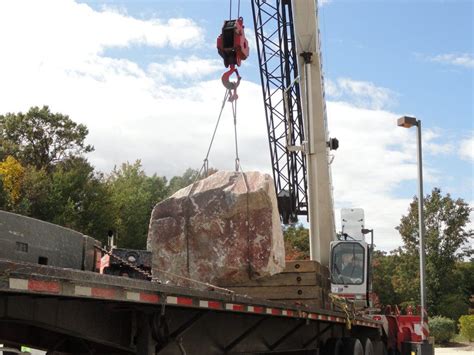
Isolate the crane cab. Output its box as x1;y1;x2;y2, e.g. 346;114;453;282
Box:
330;240;370;308
329;208;371;309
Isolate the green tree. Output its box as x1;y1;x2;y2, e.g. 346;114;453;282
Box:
13;164;50;217
167;167;217;195
46;157;115;242
0;106;93;170
455;261;474;298
108;161;168;249
396;187;473;317
168;168;199;195
371;250;401;307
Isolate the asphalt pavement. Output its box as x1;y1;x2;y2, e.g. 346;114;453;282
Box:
435;345;474;354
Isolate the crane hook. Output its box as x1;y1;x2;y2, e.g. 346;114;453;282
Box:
221;65;241;102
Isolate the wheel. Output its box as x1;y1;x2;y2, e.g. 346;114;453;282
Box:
373;340;388;355
342;337;364;355
360;337;374;355
321;337;344;355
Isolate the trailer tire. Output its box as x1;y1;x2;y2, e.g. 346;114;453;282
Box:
373;340;388;355
322;337;344;355
342;337;364;355
360;337;374;355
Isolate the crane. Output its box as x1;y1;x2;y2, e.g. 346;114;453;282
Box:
251;0;338;266
250;0;374;307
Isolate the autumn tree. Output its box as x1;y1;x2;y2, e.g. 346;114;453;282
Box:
284;224;310;260
0;106;93;171
0;156;25;208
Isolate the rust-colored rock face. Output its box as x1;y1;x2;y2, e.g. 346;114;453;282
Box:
147;171;285;288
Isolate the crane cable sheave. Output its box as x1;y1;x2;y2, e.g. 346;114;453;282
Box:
217;17;249;101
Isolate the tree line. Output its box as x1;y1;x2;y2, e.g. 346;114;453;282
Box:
0;106;198;248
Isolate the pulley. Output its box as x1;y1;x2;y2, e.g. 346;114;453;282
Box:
217;17;249;100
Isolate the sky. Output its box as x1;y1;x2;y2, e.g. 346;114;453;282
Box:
0;0;472;252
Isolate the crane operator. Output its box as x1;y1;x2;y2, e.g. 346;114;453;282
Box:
332;244;364;284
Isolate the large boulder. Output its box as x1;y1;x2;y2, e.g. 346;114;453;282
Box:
147;171;285;288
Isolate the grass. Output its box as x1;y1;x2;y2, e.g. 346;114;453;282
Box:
434;333;472;348
451;334;464;343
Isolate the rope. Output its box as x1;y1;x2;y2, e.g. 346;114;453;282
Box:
199;89;230;178
151;264;235;294
196;87;240;178
229;0;241;19
231;98;240;171
97;245;234;294
329;293;356;329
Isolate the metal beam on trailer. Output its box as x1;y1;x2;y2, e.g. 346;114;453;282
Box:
302;323;331;348
169;311;208;340
268;320;307;350
224;316;269;352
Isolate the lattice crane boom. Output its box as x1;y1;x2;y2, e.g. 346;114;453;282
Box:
251;0;337;266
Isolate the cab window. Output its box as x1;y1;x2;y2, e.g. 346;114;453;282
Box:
331;242;365;285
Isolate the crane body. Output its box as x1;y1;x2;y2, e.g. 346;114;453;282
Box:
291;0;336;266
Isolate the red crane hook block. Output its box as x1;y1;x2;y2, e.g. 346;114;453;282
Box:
217;17;249;68
221;65;241;102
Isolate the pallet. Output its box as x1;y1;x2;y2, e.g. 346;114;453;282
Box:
223;260;332;309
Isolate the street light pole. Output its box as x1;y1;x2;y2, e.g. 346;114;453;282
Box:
361;228;374;302
398;116;428;342
415;119;427;339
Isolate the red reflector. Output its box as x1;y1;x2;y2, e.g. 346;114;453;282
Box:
29;280;60;293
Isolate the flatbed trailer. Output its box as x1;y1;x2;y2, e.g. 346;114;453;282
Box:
0;259;382;354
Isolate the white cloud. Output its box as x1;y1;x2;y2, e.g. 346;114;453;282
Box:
319;0;333;6
423;129;454;156
327;103;418;250
326;78;397;110
0;0;203;69
428;53;474;69
148;56;222;83
459;136;474;161
0;0;458;253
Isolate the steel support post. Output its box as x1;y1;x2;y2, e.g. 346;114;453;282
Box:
224;317;268;352
416;120;427;342
268;320;306;350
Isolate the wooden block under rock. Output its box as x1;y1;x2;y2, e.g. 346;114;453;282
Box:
223;260;332;309
228;285;322;300
283;260;321;273
221;272;322;287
